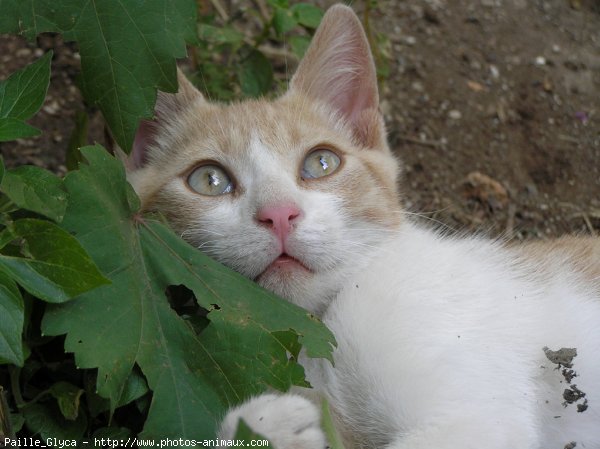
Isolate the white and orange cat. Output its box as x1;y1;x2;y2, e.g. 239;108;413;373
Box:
126;5;600;448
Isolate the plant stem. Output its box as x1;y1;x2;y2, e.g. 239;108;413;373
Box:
7;367;24;409
321;398;345;449
0;386;15;438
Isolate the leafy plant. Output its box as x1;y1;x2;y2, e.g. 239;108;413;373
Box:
193;1;324;100
0;0;338;442
0;0;197;151
0;51;52;142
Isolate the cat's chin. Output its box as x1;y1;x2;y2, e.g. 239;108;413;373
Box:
254;254;318;304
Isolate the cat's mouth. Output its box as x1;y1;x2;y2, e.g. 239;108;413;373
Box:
255;253;311;280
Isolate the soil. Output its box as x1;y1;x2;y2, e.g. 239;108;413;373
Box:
1;0;599;239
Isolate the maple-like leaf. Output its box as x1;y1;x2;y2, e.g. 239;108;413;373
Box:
0;52;51;142
0;0;197;151
43;146;335;438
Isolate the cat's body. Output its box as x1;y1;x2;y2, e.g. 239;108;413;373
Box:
307;228;600;448
127;5;600;448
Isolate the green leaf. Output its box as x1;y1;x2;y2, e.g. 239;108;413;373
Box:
1;386;17;437
66;111;89;171
0;166;67;222
42;146;335;438
198;24;244;45
23;402;87;440
239;50;273;98
273;6;297;35
0;51;51;142
289;35;311;59
321;398;344;449
0;271;24;366
0;51;52;120
291;3;323;28
0;0;197;152
49;381;84;421
117;367;149;407
85;369;148;418
266;0;289;7
0;219;110;303
9;412;25;435
0;118;41;142
191;62;235;102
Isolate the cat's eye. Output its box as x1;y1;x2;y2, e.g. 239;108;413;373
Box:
301;149;341;180
187;164;234;196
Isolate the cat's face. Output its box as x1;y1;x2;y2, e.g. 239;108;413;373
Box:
127;5;402;314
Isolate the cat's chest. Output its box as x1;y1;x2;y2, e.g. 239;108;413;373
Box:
300;230;554;444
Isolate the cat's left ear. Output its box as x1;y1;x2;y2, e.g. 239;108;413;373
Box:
288;5;383;148
126;69;205;170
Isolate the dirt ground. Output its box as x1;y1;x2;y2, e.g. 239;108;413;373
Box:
1;0;599;239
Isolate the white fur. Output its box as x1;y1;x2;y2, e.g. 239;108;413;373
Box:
223;223;600;448
309;225;600;448
218;394;326;448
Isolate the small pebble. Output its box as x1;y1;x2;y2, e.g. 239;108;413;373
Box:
404;36;417;46
42;100;60;115
448;109;462;120
411;81;424;92
490;65;500;78
534;56;546;66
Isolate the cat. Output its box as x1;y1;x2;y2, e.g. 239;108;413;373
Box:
126;4;600;448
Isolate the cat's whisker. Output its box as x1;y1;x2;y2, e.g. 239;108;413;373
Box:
214;114;228;141
346;227;397;234
343;240;385;251
189;227;226;237
284;35;290;92
197;243;214;252
197;242;220;251
194;67;214;103
402;211;458;233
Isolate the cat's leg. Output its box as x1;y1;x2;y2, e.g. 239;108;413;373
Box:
218;393;328;448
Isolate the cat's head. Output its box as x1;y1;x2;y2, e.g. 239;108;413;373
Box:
127;5;402;314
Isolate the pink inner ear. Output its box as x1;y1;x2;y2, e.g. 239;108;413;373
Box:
316;47;380;147
130;119;156;169
289;5;381;147
335;84;376;128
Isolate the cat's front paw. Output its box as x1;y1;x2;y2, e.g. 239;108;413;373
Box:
218;393;327;449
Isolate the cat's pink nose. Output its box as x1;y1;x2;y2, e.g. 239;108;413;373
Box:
257;204;302;244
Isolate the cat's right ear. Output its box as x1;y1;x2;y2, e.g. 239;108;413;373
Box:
127;69;205;170
288;5;383;149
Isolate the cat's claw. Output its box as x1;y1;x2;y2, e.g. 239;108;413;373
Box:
218;393;328;449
